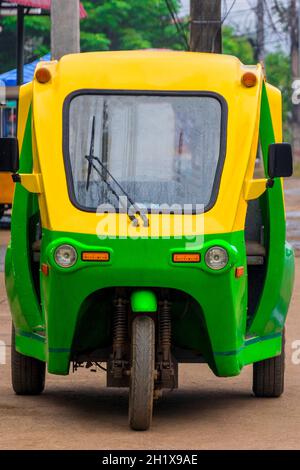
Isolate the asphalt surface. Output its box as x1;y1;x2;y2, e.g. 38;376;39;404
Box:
0;181;299;450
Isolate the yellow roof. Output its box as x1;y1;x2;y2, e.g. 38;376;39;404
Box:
37;50;262;93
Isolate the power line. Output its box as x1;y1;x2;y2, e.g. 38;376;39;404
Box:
165;0;190;50
211;0;237;52
221;0;238;25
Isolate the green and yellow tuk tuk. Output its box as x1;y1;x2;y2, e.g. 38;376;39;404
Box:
0;51;295;431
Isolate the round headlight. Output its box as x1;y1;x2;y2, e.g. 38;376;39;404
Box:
205;246;229;271
54;244;77;268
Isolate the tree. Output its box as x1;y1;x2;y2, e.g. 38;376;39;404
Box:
0;0;185;73
222;26;254;64
0;15;50;72
81;0;185;51
265;51;292;139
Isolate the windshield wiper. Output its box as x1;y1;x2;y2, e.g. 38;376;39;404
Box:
85;115;149;227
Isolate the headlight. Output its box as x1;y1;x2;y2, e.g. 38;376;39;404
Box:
54;244;77;268
205;246;228;271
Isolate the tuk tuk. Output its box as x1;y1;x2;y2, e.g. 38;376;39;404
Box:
0;51;295;431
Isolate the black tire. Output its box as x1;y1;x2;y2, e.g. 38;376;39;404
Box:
11;325;46;395
129;316;155;431
253;330;285;398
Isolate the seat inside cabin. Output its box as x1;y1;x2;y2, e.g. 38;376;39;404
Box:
245;199;266;265
245;198;267;321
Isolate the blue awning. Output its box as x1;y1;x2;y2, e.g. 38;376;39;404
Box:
0;53;51;86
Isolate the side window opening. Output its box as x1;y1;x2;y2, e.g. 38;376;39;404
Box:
28;210;42;305
245;141;267;326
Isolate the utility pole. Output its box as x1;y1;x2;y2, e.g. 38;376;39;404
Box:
51;0;80;60
16;6;25;85
255;0;265;63
190;0;222;53
290;0;300;160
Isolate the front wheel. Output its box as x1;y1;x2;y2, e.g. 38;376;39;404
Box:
253;330;285;398
11;325;46;395
129;316;155;431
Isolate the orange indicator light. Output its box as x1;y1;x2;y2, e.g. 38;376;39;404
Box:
235;266;245;278
241;72;257;88
82;252;110;262
35;67;52;84
41;263;49;276
173;253;200;263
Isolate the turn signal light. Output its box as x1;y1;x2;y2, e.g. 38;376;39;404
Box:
41;263;49;276
35;67;52;84
241;72;257;88
172;253;200;263
235;266;245;278
82;251;110;262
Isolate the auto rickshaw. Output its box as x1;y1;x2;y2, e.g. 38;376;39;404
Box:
0;51;295;431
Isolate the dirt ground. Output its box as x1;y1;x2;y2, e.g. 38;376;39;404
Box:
0;179;299;450
285;178;300;255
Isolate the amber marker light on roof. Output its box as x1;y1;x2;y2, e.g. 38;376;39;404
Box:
35;67;52;84
241;72;257;88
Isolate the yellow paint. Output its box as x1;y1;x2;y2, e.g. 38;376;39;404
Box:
265;82;286;203
20;173;43;193
0;173;14;205
266;83;282;143
19;51;281;236
244;179;267;201
18;82;33;148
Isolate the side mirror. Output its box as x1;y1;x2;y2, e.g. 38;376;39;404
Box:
268;143;293;179
0;137;19;173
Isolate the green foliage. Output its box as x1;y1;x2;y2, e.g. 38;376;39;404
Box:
0;15;50;71
81;0;185;51
265;51;291;131
0;1;291;135
0;0;186;73
222;26;254;64
222;27;290;134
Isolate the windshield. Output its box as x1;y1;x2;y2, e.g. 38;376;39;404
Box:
65;93;224;213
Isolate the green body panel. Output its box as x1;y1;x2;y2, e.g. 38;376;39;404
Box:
6;226;288;377
15;328;46;362
4;83;294;378
130;290;157;313
41;229;247;375
5;108;43;334
248;83;295;336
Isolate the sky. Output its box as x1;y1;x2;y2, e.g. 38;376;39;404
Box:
180;0;289;52
180;0;252;17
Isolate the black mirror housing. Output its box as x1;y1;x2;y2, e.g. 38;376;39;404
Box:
0;138;19;173
268;143;293;179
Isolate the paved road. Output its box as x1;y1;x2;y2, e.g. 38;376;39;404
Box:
0;262;299;449
0;179;299;450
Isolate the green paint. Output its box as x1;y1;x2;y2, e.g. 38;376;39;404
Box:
131;290;157;313
248;82;295;336
9;219;292;376
5;84;294;379
5;106;43;333
15;329;46;362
